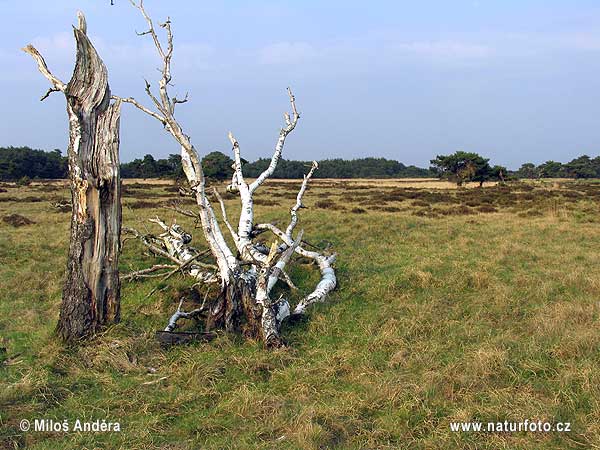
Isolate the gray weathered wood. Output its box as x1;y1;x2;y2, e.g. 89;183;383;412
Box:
24;14;122;341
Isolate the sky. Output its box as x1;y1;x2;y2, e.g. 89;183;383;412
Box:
2;1;600;169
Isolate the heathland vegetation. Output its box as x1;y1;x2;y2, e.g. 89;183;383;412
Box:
2;177;600;448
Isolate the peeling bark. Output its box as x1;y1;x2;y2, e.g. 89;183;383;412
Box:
124;219;219;284
24;14;122;341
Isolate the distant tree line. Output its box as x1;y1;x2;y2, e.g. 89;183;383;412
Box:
0;146;67;180
118;152;434;180
514;155;600;179
243;157;432;179
2;146;600;182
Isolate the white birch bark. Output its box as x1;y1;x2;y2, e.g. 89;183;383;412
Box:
119;1;337;347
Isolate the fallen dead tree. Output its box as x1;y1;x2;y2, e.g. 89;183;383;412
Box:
120;2;337;347
123;218;219;284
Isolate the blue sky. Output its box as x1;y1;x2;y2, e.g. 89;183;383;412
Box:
2;0;600;168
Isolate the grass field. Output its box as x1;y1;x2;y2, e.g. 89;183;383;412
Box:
1;178;600;449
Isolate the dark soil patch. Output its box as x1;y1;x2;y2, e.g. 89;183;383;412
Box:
128;200;158;209
477;205;498;213
561;190;584;199
253;198;280;206
34;185;62;192
3;214;35;227
315;200;337;209
124;182;168;189
518;209;544;217
272;192;298;199
0;196;44;203
123;190;173;199
439;205;475;216
345;185;371;191
314;200;347;211
412;209;438;218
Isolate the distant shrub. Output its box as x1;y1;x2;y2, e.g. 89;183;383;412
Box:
16;176;32;186
315;200;337;209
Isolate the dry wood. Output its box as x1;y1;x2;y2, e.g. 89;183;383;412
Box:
119;2;337;347
24;12;122;341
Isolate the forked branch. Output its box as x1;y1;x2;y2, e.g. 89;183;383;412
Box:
249;87;300;194
120;2;336;347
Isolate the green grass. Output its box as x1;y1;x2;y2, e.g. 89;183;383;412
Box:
1;179;600;449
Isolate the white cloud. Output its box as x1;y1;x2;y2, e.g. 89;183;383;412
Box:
175;42;216;69
31;31;73;53
395;41;492;61
554;33;600;51
258;41;316;65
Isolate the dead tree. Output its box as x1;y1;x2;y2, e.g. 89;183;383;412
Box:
122;218;219;284
24;12;122;341
121;2;336;347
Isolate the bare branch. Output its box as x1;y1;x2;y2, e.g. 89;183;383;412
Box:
171;92;188;113
124;224;218;283
286;161;318;240
267;230;303;294
22;45;66;94
249;87;300;193
40;87;61;102
279;269;298;291
163;201;200;220
172;93;188;104
228;131;246;189
129;0;166;59
143;79;167;115
164;297;207;332
254;222;336;314
117;95;166;122
125;2;238;279
213;188;238;242
121;264;177;281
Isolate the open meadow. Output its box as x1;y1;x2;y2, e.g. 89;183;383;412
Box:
1;178;600;449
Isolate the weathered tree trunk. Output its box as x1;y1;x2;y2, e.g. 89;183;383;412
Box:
58;25;122;341
24;14;122;341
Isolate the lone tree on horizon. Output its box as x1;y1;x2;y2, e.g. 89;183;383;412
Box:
430;151;501;186
24;12;122;341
